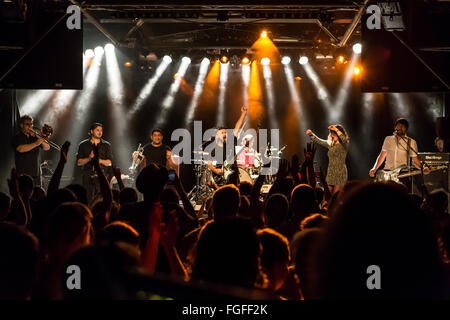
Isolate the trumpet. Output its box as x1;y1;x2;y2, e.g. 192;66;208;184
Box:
30;124;61;151
129;143;144;174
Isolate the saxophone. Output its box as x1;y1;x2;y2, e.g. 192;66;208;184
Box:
129;143;144;174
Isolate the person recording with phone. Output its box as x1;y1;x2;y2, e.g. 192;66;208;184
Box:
12;115;50;186
76;122;113;202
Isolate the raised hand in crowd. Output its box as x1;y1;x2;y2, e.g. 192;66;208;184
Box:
112;165;125;191
160;210;189;280
300;143;316;187
142;201;164;273
290;154;301;185
92;143;113;224
172;171;196;220
7;168;28;226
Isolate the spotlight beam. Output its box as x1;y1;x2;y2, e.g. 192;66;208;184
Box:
262;65;278;129
155;57;191;128
105;44;132;169
127;57;171;119
65;50;103;179
242;63;251;113
391;93;411;119
329;53;357;123
19;90;54;116
216;61;229;127
284;64;307;137
185;58;210;126
302;62;332;109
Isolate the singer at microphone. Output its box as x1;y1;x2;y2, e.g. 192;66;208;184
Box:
369;118;430;179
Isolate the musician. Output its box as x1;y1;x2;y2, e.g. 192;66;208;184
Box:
236;134;256;168
306;124;349;194
369;118;430;181
77;122;112;202
207;106;248;186
133;128;177;171
12;115;50;186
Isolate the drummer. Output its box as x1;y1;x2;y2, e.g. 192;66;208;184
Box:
236;134;257;168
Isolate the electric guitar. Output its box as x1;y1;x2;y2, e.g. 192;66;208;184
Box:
212;142;249;185
375;165;447;183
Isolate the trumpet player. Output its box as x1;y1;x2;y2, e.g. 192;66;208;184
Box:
12;115;50;186
132;128;177;171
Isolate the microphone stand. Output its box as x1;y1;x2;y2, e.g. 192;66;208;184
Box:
395;132;430;198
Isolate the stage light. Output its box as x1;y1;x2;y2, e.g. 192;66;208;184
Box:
283;63;307;149
220;56;229;64
241;62;251;109
174;73;179;79
242;57;250;65
299;56;308;65
128;57;172;118
353;43;362;54
261;30;268;38
104;43;114;53
261;57;270;66
216;61;229;126
303;62;331;105
124;62;132;67
330;54;358;123
337;55;345;64
185;57;211;126
105;40;132;171
158;55;192;125
281;56;291;65
94;46;104;56
262;65;277;129
353;66;361;75
84;49;95;59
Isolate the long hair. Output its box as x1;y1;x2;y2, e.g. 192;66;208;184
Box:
327;124;349;146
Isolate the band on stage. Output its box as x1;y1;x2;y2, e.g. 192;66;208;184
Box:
12;113;448;203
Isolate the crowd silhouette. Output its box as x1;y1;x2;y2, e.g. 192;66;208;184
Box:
0;141;449;300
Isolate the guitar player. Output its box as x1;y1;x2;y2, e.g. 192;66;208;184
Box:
207;106;248;187
369;118;430;190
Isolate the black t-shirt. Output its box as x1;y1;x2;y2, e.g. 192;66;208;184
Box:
208;136;238;166
143;143;171;168
11;131;41;178
76;139;113;175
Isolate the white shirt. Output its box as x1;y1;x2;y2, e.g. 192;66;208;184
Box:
382;135;418;170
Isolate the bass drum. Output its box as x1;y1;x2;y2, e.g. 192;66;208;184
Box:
238;167;253;184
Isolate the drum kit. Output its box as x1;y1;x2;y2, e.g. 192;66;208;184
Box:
187;145;285;204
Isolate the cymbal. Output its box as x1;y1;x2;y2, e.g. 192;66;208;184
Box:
193;150;209;155
192;159;208;164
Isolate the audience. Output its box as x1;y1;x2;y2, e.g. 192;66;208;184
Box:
1;143;449;300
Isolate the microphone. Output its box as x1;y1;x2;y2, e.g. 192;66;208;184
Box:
393;129;399;135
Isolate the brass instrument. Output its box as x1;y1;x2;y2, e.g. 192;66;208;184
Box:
31;124;61;151
129;143;144;174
